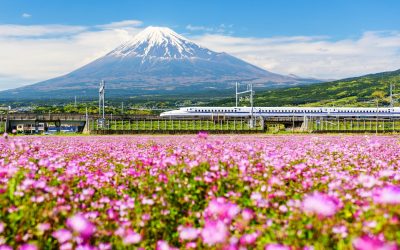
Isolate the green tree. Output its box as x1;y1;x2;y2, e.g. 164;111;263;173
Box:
371;90;386;107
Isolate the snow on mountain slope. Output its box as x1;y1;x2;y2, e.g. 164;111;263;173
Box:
108;26;210;59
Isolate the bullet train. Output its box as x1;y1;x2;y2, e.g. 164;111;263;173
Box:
160;107;400;118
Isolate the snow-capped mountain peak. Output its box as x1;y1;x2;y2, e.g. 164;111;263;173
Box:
108;26;211;59
0;26;320;100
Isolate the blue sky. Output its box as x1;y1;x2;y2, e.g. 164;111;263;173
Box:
2;0;400;38
0;0;400;90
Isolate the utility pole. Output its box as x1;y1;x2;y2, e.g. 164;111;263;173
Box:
74;96;77;108
235;82;238;107
234;82;255;128
85;106;89;133
5;106;10;133
250;83;254;128
376;101;378;135
99;80;105;119
98;80;105;128
121;102;124;115
390;82;397;108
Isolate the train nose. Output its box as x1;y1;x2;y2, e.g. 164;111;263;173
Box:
160;111;172;117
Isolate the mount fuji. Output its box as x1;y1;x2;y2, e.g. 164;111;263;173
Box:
0;26;320;99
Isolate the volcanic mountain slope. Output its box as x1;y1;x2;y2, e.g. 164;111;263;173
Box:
0;26;319;99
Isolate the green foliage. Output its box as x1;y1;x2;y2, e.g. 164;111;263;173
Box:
212;69;400;107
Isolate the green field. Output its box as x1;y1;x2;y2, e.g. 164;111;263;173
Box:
90;119;265;131
307;118;400;132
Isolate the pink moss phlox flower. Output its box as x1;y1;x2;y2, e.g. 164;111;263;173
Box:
198;131;208;139
373;186;400;204
123;230;142;245
52;229;73;243
332;225;348;238
66;214;95;239
302;192;340;217
239;232;259;245
156;240;178;250
178;226;200;241
37;222;51;233
0;245;12;250
201;220;229;246
241;208;254;221
353;235;398;250
185;242;197;248
265;243;291;250
75;244;97;250
204;198;240;222
98;243;112;250
59;242;73;250
18;244;38;250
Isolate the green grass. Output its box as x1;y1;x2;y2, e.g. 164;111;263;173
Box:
306;118;400;132
90;119;264;131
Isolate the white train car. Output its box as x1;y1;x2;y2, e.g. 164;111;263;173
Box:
160;107;400;118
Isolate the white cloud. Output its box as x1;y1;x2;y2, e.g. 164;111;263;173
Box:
0;21;143;90
191;31;400;79
186;24;233;34
0;20;399;91
97;19;143;29
21;13;31;18
0;24;87;37
186;25;214;32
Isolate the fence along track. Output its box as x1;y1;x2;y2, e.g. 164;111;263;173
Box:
89;118;265;134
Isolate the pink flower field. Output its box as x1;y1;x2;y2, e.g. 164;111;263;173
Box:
0;134;399;249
